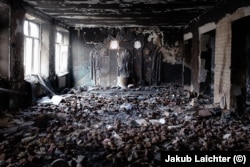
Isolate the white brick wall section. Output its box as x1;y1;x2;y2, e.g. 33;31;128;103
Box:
214;14;232;109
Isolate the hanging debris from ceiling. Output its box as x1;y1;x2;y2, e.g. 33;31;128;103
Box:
88;27;182;87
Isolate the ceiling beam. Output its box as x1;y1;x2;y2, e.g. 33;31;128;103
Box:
24;1;216;10
22;0;222;28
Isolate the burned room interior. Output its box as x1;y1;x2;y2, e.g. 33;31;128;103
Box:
1;0;250;166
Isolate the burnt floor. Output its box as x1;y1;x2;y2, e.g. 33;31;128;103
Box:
0;84;250;167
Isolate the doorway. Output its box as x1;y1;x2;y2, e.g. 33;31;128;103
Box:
231;16;250;115
199;30;215;96
183;39;192;86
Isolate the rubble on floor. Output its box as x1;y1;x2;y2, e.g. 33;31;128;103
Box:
0;84;250;167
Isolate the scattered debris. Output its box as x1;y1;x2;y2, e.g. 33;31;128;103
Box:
51;95;63;105
223;133;231;140
0;83;250;166
189;98;198;107
168;124;182;129
198;109;212;117
120;103;132;110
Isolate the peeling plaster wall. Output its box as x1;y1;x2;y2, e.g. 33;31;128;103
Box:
191;26;200;93
0;3;10;79
0;2;10;111
70;27;183;87
7;3;27;110
183;30;200;92
10;4;25;90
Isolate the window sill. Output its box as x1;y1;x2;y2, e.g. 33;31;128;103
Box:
56;72;69;77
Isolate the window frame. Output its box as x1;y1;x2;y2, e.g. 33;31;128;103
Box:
55;31;69;75
23;19;41;77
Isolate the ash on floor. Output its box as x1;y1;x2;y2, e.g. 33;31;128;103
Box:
1;84;250;167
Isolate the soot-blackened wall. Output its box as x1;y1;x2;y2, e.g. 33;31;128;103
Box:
70;27;183;87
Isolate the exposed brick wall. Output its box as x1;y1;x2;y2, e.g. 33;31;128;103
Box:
214;7;250;109
214;14;232;109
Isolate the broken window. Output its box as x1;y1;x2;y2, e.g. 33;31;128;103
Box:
55;31;68;74
23;20;40;76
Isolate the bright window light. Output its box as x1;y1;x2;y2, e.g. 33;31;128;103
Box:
134;41;141;49
23;20;40;76
110;40;119;49
29;22;39;38
56;32;63;43
24;21;29;36
55;31;69;74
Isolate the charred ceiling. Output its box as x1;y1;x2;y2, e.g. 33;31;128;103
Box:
21;0;224;28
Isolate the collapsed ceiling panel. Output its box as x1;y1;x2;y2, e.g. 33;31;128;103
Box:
22;0;223;28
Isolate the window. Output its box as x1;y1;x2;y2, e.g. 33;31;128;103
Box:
110;40;119;50
23;20;40;76
55;31;69;74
